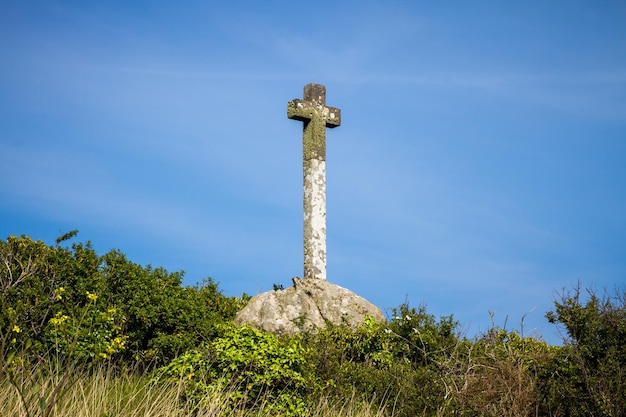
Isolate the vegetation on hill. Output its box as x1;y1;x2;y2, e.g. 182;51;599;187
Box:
1;233;624;416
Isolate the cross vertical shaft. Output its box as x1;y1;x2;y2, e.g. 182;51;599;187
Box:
288;83;341;280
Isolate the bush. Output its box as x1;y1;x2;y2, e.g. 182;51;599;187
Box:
543;285;626;416
1;234;70;365
304;308;462;417
1;233;244;369
446;328;556;417
156;323;314;416
99;249;243;365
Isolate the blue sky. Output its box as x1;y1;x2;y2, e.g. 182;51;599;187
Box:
1;1;625;344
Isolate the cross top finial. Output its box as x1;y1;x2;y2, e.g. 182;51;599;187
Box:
303;83;326;106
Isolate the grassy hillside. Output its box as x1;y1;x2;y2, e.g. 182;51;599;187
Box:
1;234;624;416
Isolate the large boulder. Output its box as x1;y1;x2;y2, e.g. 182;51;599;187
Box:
235;277;385;335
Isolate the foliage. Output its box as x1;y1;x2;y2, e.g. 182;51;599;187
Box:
387;303;459;365
3;232;626;417
45;289;127;361
156;324;314;416
0;233;244;370
1;235;62;368
99;249;243;365
304;308;461;417
443;327;556;417
543;285;626;416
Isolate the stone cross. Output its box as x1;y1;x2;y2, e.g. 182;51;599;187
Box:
288;83;341;281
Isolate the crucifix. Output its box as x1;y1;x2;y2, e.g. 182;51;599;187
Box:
287;83;341;281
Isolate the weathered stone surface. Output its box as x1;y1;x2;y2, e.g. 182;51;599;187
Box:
235;277;385;335
287;84;341;162
303;158;326;281
288;83;340;280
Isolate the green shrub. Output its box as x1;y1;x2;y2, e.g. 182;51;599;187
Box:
45;289;127;361
1;233;244;369
543;285;626;416
445;328;556;417
1;235;67;364
387;303;459;366
100;250;245;366
304;307;462;417
156;323;314;416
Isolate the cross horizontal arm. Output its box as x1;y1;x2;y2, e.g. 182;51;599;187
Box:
287;100;341;128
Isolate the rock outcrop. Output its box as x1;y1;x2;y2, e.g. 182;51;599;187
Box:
235;277;385;335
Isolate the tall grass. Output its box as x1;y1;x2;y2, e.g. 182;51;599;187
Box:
0;364;390;417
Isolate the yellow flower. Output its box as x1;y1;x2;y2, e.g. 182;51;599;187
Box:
49;312;69;326
112;336;127;349
104;336;128;355
12;325;21;333
86;291;98;302
54;287;65;300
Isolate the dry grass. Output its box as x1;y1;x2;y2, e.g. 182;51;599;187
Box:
2;365;188;417
436;334;546;417
0;365;390;417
